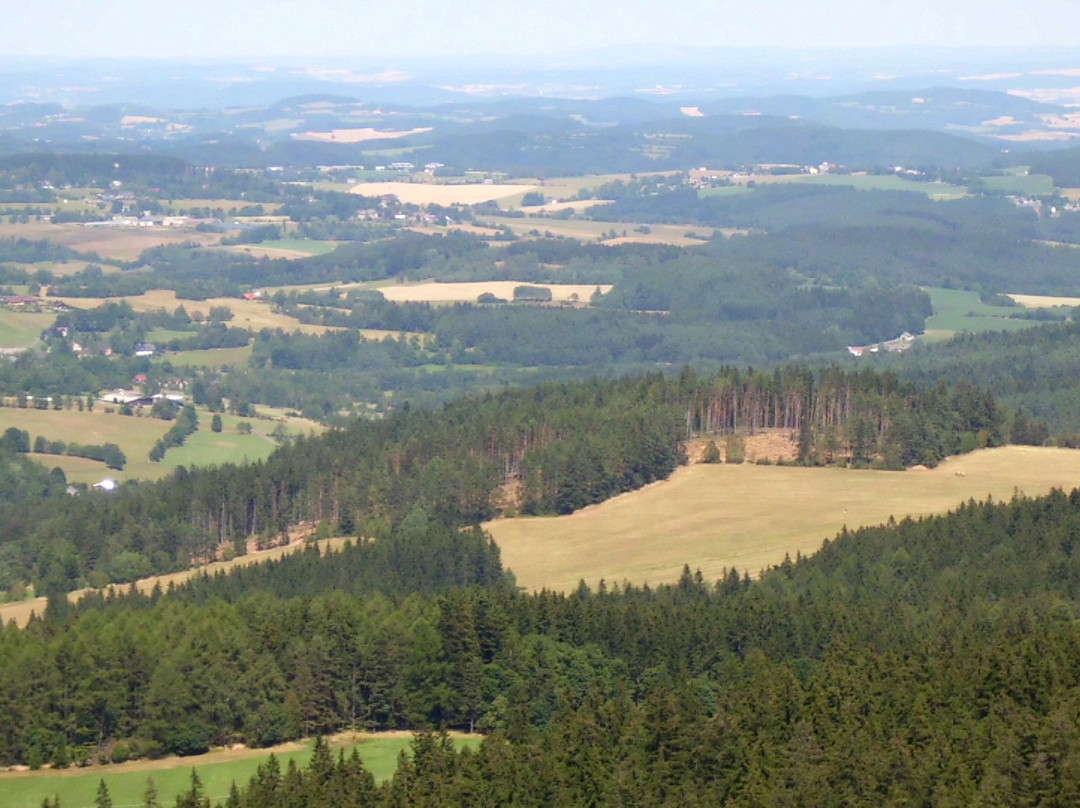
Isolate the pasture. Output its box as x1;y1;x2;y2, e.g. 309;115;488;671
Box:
376;280;612;304
224;238;339;259
156;426;277;473
0;732;481;808
161;344;253;368
489;446;1080;593
922;287;1034;337
0;308;55;349
978;172;1056;196
0;407;173;482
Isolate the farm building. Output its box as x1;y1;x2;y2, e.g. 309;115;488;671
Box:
100;388;154;407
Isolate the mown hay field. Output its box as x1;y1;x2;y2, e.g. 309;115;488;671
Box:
49;289;336;335
376;280;611;304
345;181;538;205
489;446;1080;593
0;222;223;262
1009;292;1080;308
0;731;480;807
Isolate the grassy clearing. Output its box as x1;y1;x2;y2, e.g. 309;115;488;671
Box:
489;446;1080;593
0;308;54;349
0;732;481;808
157;426;277;472
922;287;1035;337
159;344;253;369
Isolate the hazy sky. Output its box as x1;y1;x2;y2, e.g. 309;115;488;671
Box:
3;0;1080;60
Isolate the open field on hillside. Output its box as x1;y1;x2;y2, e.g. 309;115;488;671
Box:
222;238;340;259
0;407;172;481
156;426;277;473
160;344;253;368
979;172;1056;195
0;308;54;348
0;222;223;262
923;287;1035;338
49;289;336;335
479;214;720;245
0;731;481;807
294;126;433;142
1009;293;1080;308
0;403;311;485
489;446;1080;593
346;181;538;205
715;172;967;198
376;280;612;303
0;536;353;629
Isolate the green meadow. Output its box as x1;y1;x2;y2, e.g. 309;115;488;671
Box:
923;287;1037;338
0;734;481;808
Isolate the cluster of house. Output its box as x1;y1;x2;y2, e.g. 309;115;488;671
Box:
355;196;447;225
56;327;157;359
1011;197;1080;218
847;331;917;358
1;296;69;313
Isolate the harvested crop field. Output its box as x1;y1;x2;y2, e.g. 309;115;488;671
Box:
488;446;1080;593
1008;293;1080;308
293;126;432;142
0;222;223;262
347;181;538;205
49;289;336;334
376;281;611;303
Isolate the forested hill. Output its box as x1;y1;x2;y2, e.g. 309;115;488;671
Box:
887;321;1080;437
10;487;1080;804
0;367;1014;596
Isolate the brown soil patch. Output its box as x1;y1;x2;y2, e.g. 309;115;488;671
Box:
686;430;798;464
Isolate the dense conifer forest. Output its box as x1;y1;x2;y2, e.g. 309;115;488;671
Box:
11;488;1080;804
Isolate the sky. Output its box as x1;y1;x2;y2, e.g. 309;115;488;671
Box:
3;0;1080;60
